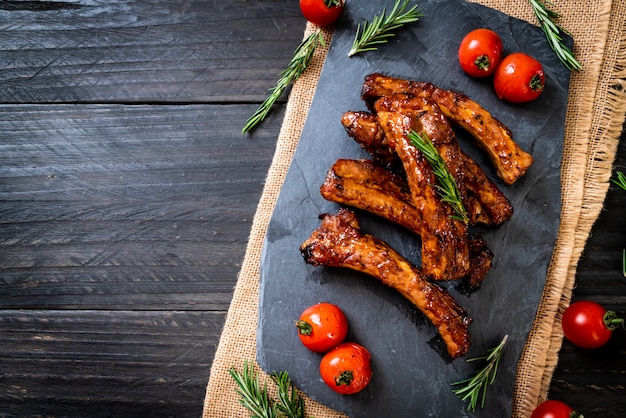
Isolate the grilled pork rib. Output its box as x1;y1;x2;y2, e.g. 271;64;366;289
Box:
375;95;470;281
320;158;417;232
341;111;399;171
361;73;533;185
461;150;514;225
341;110;513;226
320;158;493;287
300;208;472;358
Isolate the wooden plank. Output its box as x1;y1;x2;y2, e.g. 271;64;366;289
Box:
0;103;282;310
0;309;225;417
0;0;305;103
2;1;301;416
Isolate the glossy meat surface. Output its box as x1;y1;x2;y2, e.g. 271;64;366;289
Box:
320;158;416;230
320;158;493;288
361;73;533;185
341;109;513;226
300;208;472;358
375;95;470;280
341;111;399;171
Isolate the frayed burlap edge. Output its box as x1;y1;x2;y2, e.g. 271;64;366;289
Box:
203;1;626;416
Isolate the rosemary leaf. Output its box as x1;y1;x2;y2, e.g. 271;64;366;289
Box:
612;171;626;277
451;335;508;412
348;0;422;57
229;360;279;418
242;31;324;134
271;371;307;418
408;131;469;223
611;170;626;191
528;0;582;71
229;361;310;418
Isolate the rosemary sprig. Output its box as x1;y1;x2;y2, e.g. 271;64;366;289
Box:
528;0;582;71
348;0;422;57
611;171;626;277
611;170;626;191
272;371;307;418
242;31;324;134
229;360;278;418
229;360;309;418
451;334;509;412
408;131;469;223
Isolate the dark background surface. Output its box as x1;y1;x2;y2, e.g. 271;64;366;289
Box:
0;1;624;417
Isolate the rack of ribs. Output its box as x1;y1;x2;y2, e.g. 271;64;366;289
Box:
340;108;513;226
298;74;529;357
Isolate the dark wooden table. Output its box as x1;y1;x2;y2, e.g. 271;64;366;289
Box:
0;1;623;417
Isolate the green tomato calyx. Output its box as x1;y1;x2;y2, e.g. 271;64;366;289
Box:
604;310;624;331
335;370;354;386
295;320;313;336
529;74;544;92
473;55;491;71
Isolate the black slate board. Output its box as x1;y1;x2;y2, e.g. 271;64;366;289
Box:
257;0;571;416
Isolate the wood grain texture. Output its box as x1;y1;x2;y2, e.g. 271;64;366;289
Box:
0;309;225;417
0;0;305;103
0;102;284;416
0;104;282;311
0;0;303;416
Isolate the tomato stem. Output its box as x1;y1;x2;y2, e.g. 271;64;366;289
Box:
335;370;354;386
473;55;491;71
529;74;544;92
604;310;624;331
295;320;313;336
324;0;343;7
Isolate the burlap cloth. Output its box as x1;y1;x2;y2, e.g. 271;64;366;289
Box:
204;1;626;416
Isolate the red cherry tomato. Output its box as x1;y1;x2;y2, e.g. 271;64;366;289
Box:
562;300;623;349
319;342;372;395
295;302;348;353
458;28;503;77
299;0;344;27
530;400;582;418
493;52;545;103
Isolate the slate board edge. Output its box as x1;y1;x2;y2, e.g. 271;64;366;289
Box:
257;0;570;416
